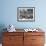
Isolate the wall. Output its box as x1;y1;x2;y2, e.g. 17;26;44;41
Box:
0;0;46;30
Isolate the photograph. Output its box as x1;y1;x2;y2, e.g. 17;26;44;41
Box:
17;7;35;22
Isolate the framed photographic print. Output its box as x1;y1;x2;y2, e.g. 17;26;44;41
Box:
17;7;35;22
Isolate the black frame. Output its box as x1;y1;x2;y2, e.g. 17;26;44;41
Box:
17;7;35;22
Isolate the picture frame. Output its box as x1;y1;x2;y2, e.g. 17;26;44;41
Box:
17;7;35;22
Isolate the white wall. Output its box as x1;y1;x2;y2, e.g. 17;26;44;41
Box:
0;0;46;30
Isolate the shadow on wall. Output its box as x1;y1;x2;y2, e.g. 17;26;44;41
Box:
0;24;7;43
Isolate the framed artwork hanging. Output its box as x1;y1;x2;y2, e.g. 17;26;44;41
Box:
17;7;35;22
